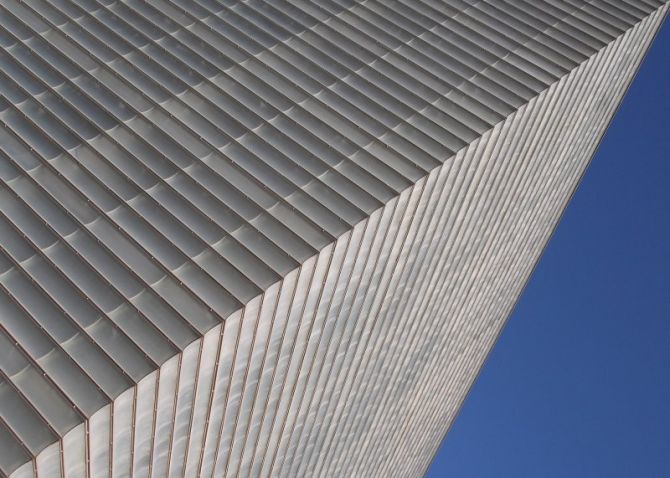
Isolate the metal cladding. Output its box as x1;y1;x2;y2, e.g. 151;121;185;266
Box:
0;0;667;476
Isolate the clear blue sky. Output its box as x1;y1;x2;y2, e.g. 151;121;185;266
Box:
426;18;670;478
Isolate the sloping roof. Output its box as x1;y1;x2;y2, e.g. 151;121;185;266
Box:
0;0;667;476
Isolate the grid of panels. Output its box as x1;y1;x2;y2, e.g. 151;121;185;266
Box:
0;0;667;476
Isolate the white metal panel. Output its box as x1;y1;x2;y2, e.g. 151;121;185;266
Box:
1;1;667;476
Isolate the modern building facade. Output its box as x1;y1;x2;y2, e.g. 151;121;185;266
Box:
0;1;667;477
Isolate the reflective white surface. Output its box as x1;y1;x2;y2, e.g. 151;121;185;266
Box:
2;1;667;476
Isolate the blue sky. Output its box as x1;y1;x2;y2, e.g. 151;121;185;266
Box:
426;18;670;478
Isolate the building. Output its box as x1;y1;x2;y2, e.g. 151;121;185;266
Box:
0;1;667;476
